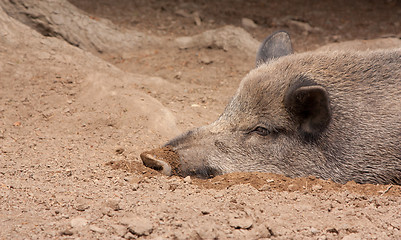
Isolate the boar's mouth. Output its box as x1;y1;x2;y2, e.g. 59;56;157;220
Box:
184;166;221;179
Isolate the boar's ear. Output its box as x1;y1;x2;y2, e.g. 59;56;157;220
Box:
256;31;293;67
284;81;331;137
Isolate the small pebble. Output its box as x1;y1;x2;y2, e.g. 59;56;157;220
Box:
111;224;128;236
115;148;124;154
201;208;210;215
75;198;90;211
287;184;297;191
174;71;182;79
255;223;274;238
214;192;224;198
196;225;219;239
70;217;88;228
132;183;139;191
200;56;213;64
258;184;271;191
242;18;258;28
120;216;153;236
105;199;121;211
60;229;74;236
183;176;192;184
310;227;320;234
124;231;136;239
342;233;362;240
229;217;253;229
90;225;107;234
312;184;323;191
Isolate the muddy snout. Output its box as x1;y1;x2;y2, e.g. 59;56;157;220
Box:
140;146;181;176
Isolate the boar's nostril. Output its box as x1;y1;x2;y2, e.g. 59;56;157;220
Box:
140;152;172;176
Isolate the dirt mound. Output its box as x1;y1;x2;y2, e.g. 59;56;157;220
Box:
112;160;400;196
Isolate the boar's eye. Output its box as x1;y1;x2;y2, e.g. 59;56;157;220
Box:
252;126;270;136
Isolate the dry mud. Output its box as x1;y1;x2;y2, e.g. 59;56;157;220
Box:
1;0;401;239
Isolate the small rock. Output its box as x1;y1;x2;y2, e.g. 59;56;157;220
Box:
287;184;297;191
60;229;74;236
175;36;194;49
196;225;219;239
65;169;72;177
124;231;136;239
201;208;211;215
214;192;224;198
131;183;139;191
115;148;124;154
326;228;339;234
193;11;202;26
183;176;192;184
342;233;362;240
312;184;323;191
255;223;274;238
75;198;90;211
120;216;153;236
128;221;153;236
90;225;107;234
70;217;88;228
169;183;178;191
174;71;182;79
75;204;89;211
101;207;114;217
242;18;258;28
105;199;121;211
229;217;253;229
200;56;213;64
310;227;320;234
111;224;128;236
258;184;271;191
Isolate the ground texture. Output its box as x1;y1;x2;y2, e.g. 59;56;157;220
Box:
1;0;401;239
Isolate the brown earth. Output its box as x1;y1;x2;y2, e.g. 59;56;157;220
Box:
1;0;401;239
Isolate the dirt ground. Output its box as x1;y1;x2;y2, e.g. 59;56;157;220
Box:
1;0;401;239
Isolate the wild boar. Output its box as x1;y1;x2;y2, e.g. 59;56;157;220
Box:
141;31;401;185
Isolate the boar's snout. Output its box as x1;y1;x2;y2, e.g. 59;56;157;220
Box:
140;152;172;176
140;146;181;176
140;144;221;179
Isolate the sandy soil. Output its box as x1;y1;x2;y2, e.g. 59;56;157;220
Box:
1;0;401;239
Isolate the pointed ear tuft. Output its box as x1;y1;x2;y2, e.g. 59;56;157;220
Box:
284;82;331;137
256;31;293;67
